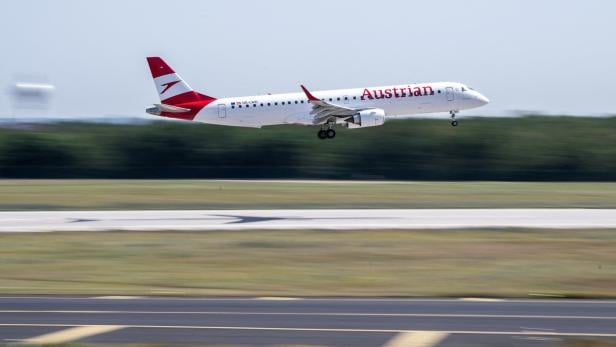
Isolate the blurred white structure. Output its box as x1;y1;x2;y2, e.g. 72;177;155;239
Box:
11;81;55;110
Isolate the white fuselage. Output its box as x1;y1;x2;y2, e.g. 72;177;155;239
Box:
194;82;489;128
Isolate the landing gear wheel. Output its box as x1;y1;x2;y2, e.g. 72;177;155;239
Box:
318;130;328;140
449;110;459;127
326;129;336;139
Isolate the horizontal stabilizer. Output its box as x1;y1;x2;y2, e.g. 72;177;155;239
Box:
146;103;191;116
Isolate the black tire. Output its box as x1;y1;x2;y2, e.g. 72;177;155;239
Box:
326;129;336;139
318;130;328;139
451;120;458;127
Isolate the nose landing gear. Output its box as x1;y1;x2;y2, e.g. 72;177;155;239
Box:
450;110;459;127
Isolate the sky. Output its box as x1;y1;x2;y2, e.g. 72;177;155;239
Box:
1;0;615;117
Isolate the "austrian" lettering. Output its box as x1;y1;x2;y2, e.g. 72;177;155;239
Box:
361;85;434;100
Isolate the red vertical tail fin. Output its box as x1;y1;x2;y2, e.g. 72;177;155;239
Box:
146;57;216;120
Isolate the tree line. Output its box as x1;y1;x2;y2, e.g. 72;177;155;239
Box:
1;116;615;180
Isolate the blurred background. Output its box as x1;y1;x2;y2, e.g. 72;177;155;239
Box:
1;118;616;180
0;0;615;180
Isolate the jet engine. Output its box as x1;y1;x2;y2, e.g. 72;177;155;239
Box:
345;109;386;129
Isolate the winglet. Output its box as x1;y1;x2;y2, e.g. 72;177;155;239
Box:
301;85;319;102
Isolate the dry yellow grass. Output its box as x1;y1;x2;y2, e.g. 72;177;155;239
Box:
0;229;614;297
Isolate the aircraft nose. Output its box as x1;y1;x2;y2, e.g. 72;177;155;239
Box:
477;93;490;106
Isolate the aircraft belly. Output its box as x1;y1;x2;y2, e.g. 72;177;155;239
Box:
199;106;305;128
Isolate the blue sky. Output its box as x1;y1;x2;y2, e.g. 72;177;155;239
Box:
2;0;615;117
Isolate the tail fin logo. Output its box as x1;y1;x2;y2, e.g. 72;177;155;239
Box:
160;80;180;95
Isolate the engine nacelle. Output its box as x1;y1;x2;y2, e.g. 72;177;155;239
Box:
346;109;386;129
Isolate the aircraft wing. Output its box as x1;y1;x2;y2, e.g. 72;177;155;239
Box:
301;85;369;123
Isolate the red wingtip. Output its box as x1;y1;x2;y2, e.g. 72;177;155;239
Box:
301;85;319;102
147;57;175;78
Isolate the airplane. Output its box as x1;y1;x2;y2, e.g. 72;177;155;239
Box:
146;57;489;139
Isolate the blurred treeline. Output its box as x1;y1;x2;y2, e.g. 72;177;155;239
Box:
1;116;615;180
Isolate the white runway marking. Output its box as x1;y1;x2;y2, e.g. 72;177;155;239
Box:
3;324;616;337
460;298;505;302
21;325;124;344
1;209;616;232
3;310;616;320
383;331;449;347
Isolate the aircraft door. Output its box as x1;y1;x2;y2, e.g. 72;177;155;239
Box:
343;95;350;104
218;104;227;118
446;87;454;101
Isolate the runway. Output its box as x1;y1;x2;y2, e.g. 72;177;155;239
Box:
1;209;616;232
1;296;616;346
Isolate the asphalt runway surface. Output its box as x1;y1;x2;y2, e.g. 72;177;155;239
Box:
1;296;616;346
1;209;616;232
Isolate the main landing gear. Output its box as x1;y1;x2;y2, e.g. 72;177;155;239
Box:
450;110;459;127
317;123;336;140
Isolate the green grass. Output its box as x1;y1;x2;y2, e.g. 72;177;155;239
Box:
1;180;616;210
1;229;615;297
